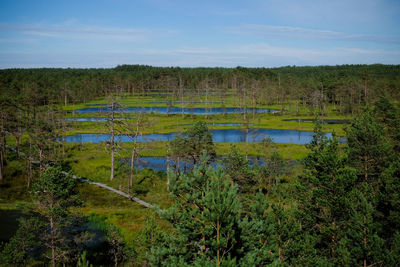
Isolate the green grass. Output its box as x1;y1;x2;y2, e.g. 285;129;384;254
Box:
64;112;348;136
76;183;171;243
2;95;357;265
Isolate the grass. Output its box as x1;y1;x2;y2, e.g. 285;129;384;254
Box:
2;94;356;265
64;112;348;136
76;183;171;243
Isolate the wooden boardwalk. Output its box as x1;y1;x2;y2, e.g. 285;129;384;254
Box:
62;171;155;209
6;145;155;209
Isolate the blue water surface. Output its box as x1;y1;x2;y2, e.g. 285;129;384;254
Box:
73;106;277;115
63;128;338;145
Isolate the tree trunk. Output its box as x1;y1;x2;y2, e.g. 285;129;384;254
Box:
110;100;115;181
205;85;209;120
278;217;282;262
166;155;170;190
27;137;32;188
0;144;3;181
0;115;5;181
180;75;184;119
50;216;56;267
217;218;221;266
363;215;367;267
39;148;45;174
129;148;135;191
252;89;256;119
129;116;141;191
245;126;249;161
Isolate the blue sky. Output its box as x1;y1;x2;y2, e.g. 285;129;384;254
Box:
0;0;399;68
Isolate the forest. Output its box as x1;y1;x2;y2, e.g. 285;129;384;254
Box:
0;64;400;266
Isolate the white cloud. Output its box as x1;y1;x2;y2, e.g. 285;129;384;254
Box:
224;24;400;44
112;43;400;67
0;23;177;42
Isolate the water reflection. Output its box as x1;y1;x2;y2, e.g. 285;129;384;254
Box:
65;117;129;122
73;106;277;115
283;119;350;124
0;209;23;243
63;128;340;145
119;156;266;172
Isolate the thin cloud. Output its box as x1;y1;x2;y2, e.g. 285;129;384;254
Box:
0;23;176;42
126;43;398;67
224;24;400;44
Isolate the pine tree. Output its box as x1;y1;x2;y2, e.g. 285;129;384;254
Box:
169;121;216;168
0;217;44;266
223;145;255;193
31;166;82;267
374;97;400;152
346;107;393;185
295;120;359;265
239;191;301;266
151;154;241;266
339;184;387;267
345;107;400;264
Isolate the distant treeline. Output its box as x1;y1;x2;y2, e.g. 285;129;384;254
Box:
1;64;399;114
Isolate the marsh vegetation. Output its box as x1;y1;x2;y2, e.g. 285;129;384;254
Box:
1;65;400;266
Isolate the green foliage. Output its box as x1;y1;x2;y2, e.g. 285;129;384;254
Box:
31;166;81;218
295;120;360;265
137;213;167;265
238;192;276;265
223;145;255;193
374;96;400;152
30;166;84;265
1;167;94;266
77;251;93;267
2;66;400;266
151;154;242;266
169;121;216;166
345;107;393;183
338;184;387;266
105;222;136;267
0;217;44;266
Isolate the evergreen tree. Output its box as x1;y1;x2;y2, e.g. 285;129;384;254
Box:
0;217;44;266
138;213;167;265
31;166;82;267
150;154;241;266
295;121;359;265
239;191;300;266
169;121;216;168
223;145;255;193
374;97;400;152
345;107;393;185
338;184;387;267
345;107;400;264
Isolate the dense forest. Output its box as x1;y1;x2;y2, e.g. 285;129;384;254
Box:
1;64;400;113
0;64;400;266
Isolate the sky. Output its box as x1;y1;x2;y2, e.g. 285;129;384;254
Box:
0;0;399;68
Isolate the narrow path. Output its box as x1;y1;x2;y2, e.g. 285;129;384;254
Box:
6;145;155;209
62;171;155;209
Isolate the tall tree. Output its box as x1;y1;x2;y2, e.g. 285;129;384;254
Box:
105;95;124;181
151;155;242;266
31;167;81;267
346;107;393;184
223;145;255;193
169;121;216;169
295;121;359;265
345;107;399;265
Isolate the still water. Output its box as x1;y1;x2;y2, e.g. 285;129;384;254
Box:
0;209;23;243
65;118;248;125
63;128;335;145
119;156;266;172
73;106;277;115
